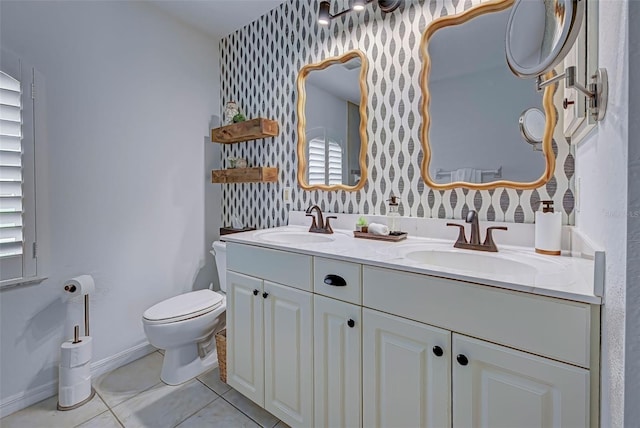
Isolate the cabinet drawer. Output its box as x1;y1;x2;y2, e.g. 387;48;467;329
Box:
363;266;592;367
227;243;312;291
314;257;362;305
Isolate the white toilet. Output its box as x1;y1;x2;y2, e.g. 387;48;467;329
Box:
142;241;227;385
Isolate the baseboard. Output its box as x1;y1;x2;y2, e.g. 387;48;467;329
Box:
90;342;156;378
0;342;156;418
0;380;58;419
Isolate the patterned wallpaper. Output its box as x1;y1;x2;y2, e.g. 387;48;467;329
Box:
218;0;575;229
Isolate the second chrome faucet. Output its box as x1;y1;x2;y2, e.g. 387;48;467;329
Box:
446;210;507;252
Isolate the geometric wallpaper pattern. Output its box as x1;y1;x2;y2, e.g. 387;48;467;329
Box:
219;0;575;230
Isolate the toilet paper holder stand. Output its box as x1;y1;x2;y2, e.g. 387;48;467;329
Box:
58;285;94;411
63;284;90;336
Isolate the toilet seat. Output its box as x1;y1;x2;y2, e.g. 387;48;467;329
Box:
143;290;224;324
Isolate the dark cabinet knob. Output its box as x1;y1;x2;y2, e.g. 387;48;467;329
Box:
262;292;269;299
253;289;259;296
324;274;347;287
347;319;355;328
432;346;444;357
456;354;469;366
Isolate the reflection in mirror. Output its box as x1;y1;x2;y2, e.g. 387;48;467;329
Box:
519;108;546;150
420;0;555;189
505;0;583;78
297;50;368;191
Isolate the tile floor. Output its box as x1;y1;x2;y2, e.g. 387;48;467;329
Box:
1;351;290;428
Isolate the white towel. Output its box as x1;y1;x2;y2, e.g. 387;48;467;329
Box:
368;223;390;236
451;168;483;183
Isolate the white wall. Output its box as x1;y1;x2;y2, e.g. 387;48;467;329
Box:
625;0;639;424
0;0;220;409
574;1;628;426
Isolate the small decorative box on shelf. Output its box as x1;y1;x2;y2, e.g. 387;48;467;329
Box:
353;231;408;242
211;167;278;184
211;118;279;144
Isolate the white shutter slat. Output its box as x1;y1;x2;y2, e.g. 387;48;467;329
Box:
0;104;21;122
0;119;21;137
0;88;20;107
0;150;21;167
0;135;21;152
0;242;22;258
0;211;21;227
0;226;22;241
0;73;19;92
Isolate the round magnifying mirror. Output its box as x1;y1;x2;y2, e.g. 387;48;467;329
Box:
506;0;584;78
519;108;546;149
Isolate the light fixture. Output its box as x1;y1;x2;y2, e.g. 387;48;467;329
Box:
352;0;367;11
318;1;331;25
318;0;400;26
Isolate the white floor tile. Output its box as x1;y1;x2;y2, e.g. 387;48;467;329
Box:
0;394;107;428
110;379;217;428
94;351;163;408
75;410;123;428
222;389;279;428
197;367;231;396
176;397;259;428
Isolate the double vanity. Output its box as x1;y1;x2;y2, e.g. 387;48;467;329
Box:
221;214;602;428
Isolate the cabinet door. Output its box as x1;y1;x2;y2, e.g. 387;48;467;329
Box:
263;281;313;427
314;295;361;428
363;309;450;428
227;271;264;406
453;334;589;428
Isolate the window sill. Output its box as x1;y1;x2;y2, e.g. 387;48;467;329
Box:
0;276;47;290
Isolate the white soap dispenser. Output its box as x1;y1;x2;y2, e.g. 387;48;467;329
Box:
534;200;562;255
387;194;400;234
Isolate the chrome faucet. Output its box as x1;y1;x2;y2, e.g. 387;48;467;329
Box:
446;210;508;252
305;205;337;234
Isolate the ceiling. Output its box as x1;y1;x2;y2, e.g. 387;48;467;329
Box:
149;0;289;38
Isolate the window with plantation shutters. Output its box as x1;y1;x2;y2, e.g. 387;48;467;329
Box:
0;51;39;285
308;135;343;186
0;71;24;260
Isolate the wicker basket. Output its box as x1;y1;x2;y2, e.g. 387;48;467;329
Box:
215;329;227;383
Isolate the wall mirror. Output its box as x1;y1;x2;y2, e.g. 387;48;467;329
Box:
296;50;368;191
419;0;556;190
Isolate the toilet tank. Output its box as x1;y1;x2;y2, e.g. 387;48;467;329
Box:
211;241;227;293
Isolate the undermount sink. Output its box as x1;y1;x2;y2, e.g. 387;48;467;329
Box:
391;243;568;279
255;230;336;244
403;249;538;276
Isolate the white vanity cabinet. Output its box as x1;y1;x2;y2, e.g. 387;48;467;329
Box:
362;308;451;428
225;241;599;428
363;265;596;428
226;244;314;427
313;295;361;428
452;334;589;428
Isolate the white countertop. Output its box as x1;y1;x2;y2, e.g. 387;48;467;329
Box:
222;225;602;305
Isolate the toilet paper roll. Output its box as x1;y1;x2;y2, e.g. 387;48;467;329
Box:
58;364;92;408
59;363;91;386
60;336;92;368
63;275;95;300
535;211;562;255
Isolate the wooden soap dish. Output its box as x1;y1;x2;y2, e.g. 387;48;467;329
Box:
353;231;408;242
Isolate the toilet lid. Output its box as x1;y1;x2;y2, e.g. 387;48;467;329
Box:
143;290;224;322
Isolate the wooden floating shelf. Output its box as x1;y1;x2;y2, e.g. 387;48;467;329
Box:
211;118;279;144
212;167;278;184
